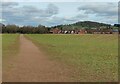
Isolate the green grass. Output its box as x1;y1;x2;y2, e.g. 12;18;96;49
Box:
2;34;20;57
26;34;118;82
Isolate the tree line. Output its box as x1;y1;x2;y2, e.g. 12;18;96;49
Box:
2;24;50;34
1;21;119;34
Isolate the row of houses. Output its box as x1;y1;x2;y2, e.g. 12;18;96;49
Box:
49;28;119;34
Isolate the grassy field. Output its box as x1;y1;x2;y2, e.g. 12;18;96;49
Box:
26;34;118;82
2;34;20;57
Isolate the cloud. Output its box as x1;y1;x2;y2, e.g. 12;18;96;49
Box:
2;2;118;26
2;2;59;26
2;2;19;7
78;2;118;17
77;2;118;24
46;4;59;15
2;2;58;17
21;4;58;17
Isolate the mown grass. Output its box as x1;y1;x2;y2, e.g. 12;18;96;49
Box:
25;34;118;82
2;34;20;57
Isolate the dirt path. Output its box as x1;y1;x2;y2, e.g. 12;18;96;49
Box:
3;34;75;82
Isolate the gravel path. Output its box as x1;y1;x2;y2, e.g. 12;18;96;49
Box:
3;34;74;82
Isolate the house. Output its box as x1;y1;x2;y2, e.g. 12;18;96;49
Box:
86;29;95;34
86;28;113;34
100;29;113;34
49;28;61;34
78;29;87;34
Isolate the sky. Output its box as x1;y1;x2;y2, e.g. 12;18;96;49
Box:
0;0;119;27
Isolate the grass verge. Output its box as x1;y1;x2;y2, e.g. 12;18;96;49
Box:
25;34;118;82
2;34;20;58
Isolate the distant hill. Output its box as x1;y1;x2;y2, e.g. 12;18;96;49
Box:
52;21;112;30
72;21;111;28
